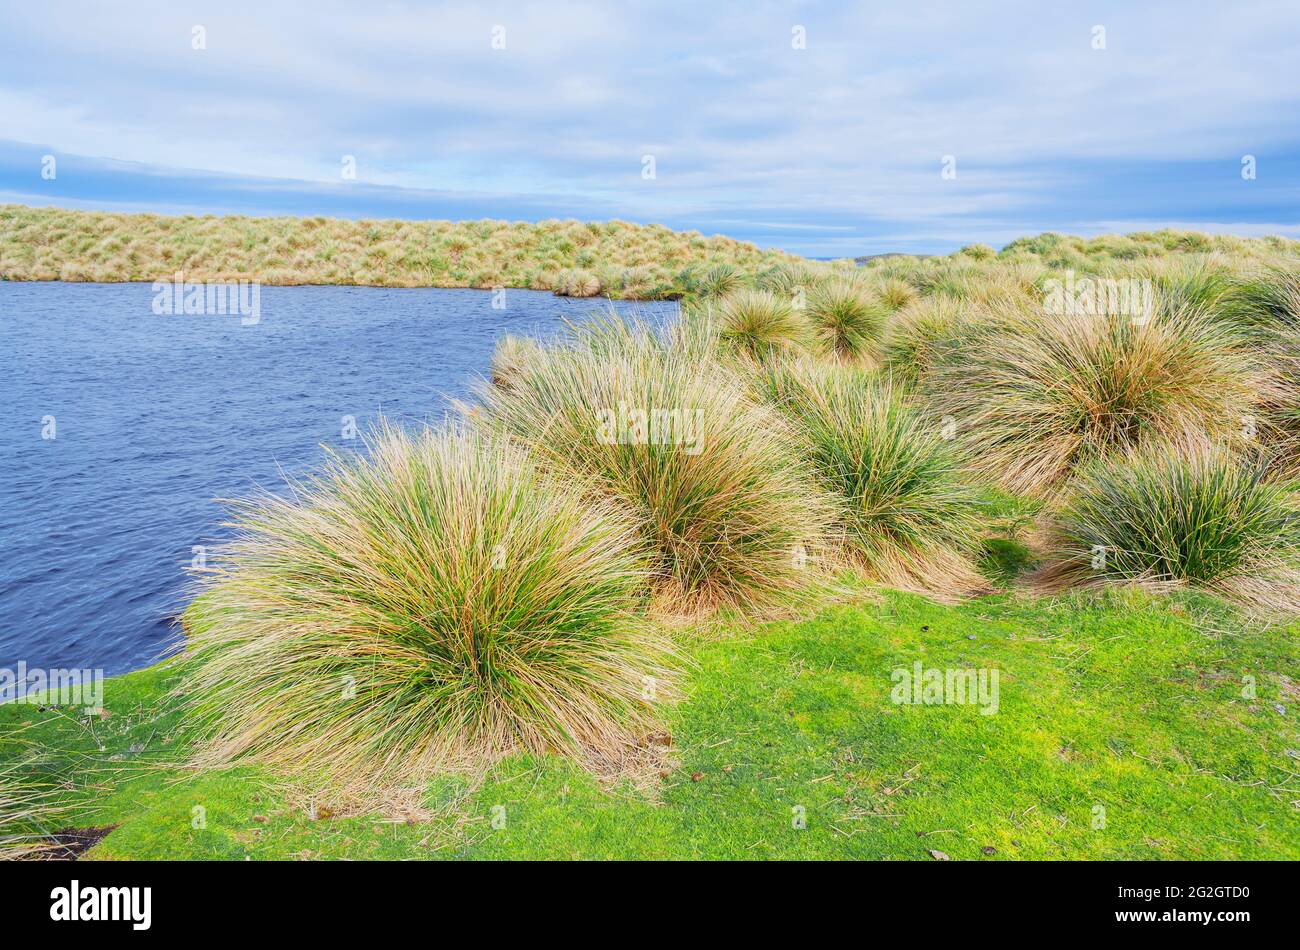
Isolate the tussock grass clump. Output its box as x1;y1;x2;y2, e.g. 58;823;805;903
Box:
1039;440;1300;614
554;268;602;297
1200;268;1300;471
181;425;671;788
714;289;813;360
489;333;544;390
0;781;48;860
878;278;917;311
1115;258;1236;321
0;747;61;860
478;318;833;614
758;362;986;599
697;262;744;299
1222;266;1300;330
883;297;963;382
926;305;1267;495
883;295;1006;386
805;280;889;363
912;262;991;301
1251;322;1300;476
958;243;997;261
754;263;827;300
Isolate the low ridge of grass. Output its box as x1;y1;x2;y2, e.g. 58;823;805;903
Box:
0;205;802;299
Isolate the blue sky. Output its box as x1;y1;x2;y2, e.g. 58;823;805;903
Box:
1;0;1297;255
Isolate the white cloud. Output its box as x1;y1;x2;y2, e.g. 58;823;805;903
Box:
2;0;1298;252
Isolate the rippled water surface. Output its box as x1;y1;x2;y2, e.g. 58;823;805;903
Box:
1;282;675;680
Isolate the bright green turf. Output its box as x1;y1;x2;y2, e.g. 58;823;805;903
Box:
4;580;1297;860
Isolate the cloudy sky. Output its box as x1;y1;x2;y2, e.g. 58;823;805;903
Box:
1;0;1297;255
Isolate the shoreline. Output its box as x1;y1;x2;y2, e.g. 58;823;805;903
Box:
0;273;689;300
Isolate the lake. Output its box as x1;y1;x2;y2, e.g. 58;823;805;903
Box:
0;282;676;688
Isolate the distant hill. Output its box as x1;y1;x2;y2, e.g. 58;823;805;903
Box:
0;204;804;300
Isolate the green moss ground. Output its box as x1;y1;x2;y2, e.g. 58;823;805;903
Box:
4;576;1297;860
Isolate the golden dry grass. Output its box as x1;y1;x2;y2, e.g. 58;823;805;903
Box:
476;316;837;615
0;205;801;299
923;302;1271;496
181;424;675;792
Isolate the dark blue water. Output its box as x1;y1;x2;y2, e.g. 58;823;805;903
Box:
0;282;676;681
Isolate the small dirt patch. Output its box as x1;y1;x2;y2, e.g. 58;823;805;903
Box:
37;825;118;860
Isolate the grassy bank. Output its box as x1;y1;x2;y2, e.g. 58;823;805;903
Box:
4;582;1298;860
0;205;800;299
